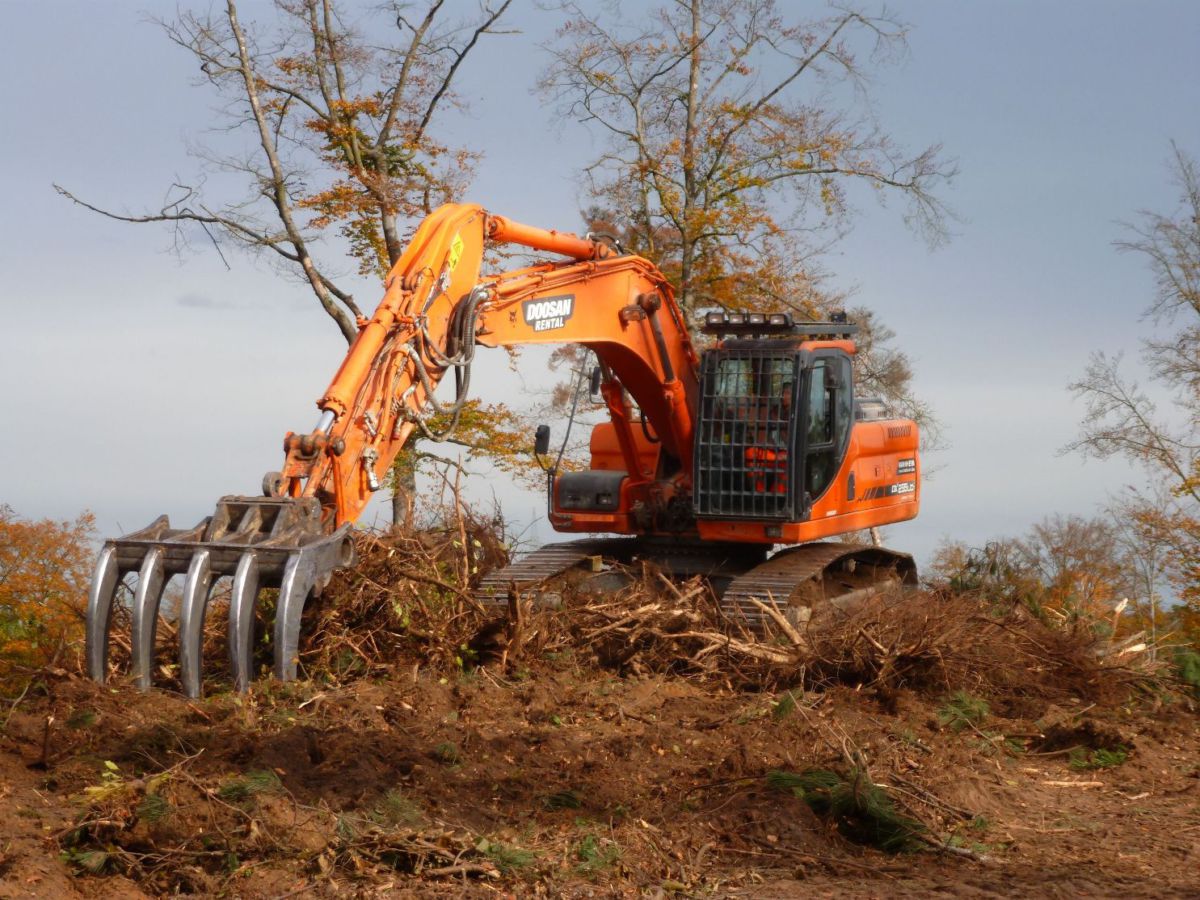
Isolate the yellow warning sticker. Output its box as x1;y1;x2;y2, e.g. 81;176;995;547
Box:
447;233;464;273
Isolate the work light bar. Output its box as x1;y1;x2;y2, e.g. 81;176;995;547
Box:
699;310;858;339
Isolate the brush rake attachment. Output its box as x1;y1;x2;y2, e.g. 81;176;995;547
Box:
86;496;354;698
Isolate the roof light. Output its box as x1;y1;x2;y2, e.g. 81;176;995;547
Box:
748;313;766;325
768;313;792;326
726;313;745;325
705;311;727;326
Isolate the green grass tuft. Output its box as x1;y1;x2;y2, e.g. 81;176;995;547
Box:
62;848;110;874
576;833;620;872
476;837;537;872
218;769;282;802
1069;746;1129;770
542;790;582;810
372;789;424;828
937;691;990;732
766;768;841;796
136;792;172;824
772;690;798;720
65;709;98;730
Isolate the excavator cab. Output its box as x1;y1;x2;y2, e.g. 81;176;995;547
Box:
548;312;891;540
693;314;856;523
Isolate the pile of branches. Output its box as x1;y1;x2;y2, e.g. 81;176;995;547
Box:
56;749;507;893
504;568;796;686
318;823;501;882
234;512;1166;706
799;590;1146;703
506;569;1159;704
295;506;509;681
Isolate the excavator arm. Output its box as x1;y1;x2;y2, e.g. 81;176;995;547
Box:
280;203;698;528
88;204;701;697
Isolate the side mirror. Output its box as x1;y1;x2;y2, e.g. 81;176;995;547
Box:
589;366;603;404
534;424;551;457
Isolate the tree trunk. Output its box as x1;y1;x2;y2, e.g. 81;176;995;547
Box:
678;0;701;315
390;450;418;529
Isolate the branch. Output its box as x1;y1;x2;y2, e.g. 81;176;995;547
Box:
414;0;513;142
705;11;867;181
225;0;358;342
381;0;444;143
54;183;232;269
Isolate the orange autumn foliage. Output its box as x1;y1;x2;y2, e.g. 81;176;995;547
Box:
0;506;94;685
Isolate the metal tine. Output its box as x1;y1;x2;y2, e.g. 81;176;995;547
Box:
130;547;168;690
178;549;215;700
274;551;315;682
86;545;122;683
228;552;260;694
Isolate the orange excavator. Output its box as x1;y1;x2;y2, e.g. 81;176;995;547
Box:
87;203;920;697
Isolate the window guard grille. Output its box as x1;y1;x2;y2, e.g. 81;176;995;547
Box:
693;349;802;520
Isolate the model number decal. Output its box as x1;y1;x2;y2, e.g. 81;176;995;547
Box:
897;458;916;475
859;480;918;501
523;294;575;332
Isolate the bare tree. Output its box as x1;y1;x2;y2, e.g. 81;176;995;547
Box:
929;515;1130;626
56;0;512;343
1067;143;1200;608
544;0;952;437
55;0;516;523
1107;491;1173;649
543;0;954;315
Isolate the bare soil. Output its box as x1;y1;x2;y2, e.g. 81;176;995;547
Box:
1;528;1197;897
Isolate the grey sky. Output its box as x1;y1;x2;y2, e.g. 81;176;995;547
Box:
1;1;1198;568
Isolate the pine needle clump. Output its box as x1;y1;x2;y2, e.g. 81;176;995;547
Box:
767;768;925;853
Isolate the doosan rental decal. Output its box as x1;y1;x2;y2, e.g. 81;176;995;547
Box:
523;295;575;331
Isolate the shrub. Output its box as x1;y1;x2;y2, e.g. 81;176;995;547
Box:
0;506;95;687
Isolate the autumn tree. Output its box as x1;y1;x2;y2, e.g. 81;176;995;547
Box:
1106;491;1173;646
1067;144;1200;613
543;0;952;428
0;506;95;688
929;515;1134;629
56;0;528;523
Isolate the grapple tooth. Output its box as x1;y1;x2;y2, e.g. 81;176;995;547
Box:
178;550;215;700
89;499;351;696
130;547;168;691
86;545;123;683
228;552;260;694
274;552;316;682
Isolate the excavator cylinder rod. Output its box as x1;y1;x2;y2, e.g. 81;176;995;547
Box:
86;497;354;698
485;214;610;261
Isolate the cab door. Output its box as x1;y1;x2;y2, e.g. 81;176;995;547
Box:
799;351;854;516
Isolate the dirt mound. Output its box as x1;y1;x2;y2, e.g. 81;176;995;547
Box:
0;526;1196;897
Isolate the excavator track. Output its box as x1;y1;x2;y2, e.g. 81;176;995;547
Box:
720;542;918;629
474;538;640;606
476;538;915;634
475;537;768;607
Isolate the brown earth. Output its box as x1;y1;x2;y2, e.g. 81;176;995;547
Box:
1;528;1198;898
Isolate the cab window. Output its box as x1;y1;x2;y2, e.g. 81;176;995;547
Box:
804;356;852;503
